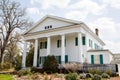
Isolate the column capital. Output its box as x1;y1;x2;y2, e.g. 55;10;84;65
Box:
47;36;51;38
34;38;38;40
60;34;65;36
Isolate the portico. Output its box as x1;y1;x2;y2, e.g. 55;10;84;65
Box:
22;32;84;68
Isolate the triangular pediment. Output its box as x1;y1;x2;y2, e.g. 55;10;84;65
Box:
24;15;81;34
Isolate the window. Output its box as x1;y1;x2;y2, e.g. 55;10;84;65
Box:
40;57;41;64
45;26;47;29
91;55;94;64
57;40;61;48
89;39;93;48
65;55;68;63
75;37;78;46
50;25;52;28
40;41;47;49
55;56;61;64
45;41;47;49
45;25;52;30
100;54;103;64
41;56;46;64
82;36;86;45
40;42;42;49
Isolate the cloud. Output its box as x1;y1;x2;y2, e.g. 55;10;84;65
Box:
102;0;120;9
104;41;120;53
87;17;120;53
69;0;106;15
65;10;88;21
30;0;70;9
64;0;107;22
26;7;40;15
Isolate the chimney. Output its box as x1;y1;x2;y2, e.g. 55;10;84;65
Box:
95;28;99;36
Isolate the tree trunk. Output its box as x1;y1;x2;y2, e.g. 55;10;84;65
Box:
0;51;4;64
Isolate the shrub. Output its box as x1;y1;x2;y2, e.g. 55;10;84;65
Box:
95;68;102;75
79;73;86;79
101;73;110;79
31;67;42;73
17;68;32;77
43;55;58;73
88;68;94;74
14;55;22;71
65;73;78;80
31;73;43;80
86;73;94;78
92;74;101;80
62;63;79;72
0;62;12;70
105;69;111;76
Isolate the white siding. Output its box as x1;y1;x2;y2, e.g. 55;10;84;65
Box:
87;51;113;64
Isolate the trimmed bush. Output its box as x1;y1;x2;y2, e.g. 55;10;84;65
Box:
31;67;43;73
86;73;94;78
101;73;110;79
65;73;78;80
105;69;111;76
88;68;94;74
92;74;101;80
95;68;102;75
43;55;58;73
17;69;32;76
79;73;86;79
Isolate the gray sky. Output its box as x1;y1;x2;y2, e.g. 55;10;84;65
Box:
18;0;120;53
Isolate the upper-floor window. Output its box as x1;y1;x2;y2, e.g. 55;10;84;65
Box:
45;25;52;30
57;40;61;48
89;39;92;48
40;41;47;49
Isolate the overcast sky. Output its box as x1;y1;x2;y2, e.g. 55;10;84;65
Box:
18;0;120;53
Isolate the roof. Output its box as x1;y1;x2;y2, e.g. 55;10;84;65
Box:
23;15;82;35
87;49;110;52
87;49;113;55
23;15;105;45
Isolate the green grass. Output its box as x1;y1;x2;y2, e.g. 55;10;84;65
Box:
0;74;13;80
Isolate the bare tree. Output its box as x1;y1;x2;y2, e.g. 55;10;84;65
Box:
0;0;29;63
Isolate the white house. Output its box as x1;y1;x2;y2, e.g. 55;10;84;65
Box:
22;15;113;68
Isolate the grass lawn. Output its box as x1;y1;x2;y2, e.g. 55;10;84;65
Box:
0;74;13;80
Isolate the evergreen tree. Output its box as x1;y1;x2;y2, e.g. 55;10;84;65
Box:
43;55;58;73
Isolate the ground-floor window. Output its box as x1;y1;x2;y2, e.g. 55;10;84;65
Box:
40;55;68;64
91;54;103;64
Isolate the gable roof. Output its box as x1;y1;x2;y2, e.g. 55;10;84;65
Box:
23;15;82;35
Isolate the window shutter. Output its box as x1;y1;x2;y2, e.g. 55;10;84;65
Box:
45;41;47;49
58;56;61;64
75;37;78;46
100;54;103;64
40;42;42;49
65;55;68;63
40;57;41;64
57;40;59;48
82;36;86;45
91;55;94;64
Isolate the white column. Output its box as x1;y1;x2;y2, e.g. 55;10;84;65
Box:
78;33;83;63
47;37;50;55
33;39;38;67
61;35;65;63
22;41;27;68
